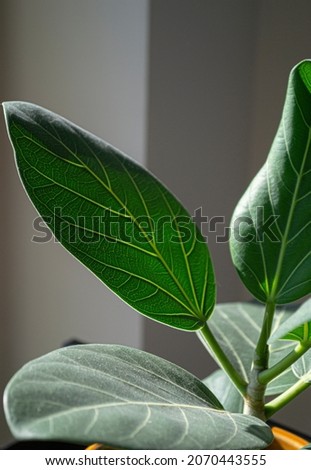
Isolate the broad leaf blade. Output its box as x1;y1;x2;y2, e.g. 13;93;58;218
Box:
269;298;311;342
4;345;273;449
3;102;215;330
205;302;298;395
203;369;244;413
230;60;311;304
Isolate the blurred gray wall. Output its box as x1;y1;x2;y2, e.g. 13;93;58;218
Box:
1;0;311;446
0;0;149;445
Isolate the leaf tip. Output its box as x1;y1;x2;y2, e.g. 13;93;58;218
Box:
2;101;25;126
2;100;19;113
296;59;311;93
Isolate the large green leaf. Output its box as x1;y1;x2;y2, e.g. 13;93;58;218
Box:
3;102;215;330
204;303;298;395
269;298;311;343
4;345;273;449
230;60;311;304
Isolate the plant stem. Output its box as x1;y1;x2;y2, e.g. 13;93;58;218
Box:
265;378;311;419
254;301;276;369
244;302;276;420
259;341;311;385
198;323;247;396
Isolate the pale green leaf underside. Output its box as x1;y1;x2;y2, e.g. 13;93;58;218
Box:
205;302;299;395
4;345;272;449
203;369;243;413
269;298;311;343
292;349;311;382
3;101;215;330
230;60;311;304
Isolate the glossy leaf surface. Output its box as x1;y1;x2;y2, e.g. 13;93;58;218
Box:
269;298;311;343
3;102;215;330
205;303;298;395
230;60;311;304
4;345;273;449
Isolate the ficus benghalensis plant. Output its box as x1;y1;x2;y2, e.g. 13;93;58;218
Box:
2;59;311;449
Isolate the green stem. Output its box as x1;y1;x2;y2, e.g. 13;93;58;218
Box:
243;302;276;420
259;341;311;385
265;378;311;419
198;323;247;396
254;301;276;369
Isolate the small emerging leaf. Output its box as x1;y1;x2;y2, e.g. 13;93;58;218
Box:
3;102;215;330
268;298;311;343
4;345;273;449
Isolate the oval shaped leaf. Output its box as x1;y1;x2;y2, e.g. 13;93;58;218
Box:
230;60;311;304
204;302;298;395
269;298;311;343
3;102;215;330
4;345;272;449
